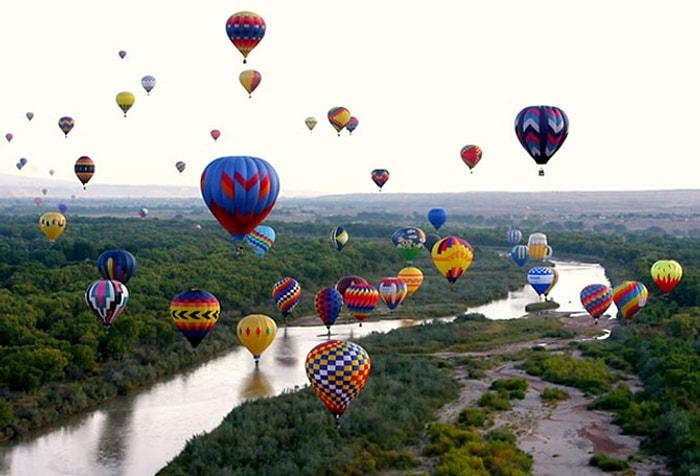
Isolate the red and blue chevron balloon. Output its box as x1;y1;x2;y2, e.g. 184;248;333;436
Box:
612;281;648;320
343;283;379;323
272;277;302;318
170;288;221;348
201;156;280;240
85;280;130;331
371;169;390;191
314;287;343;331
225;11;266;64
245;225;276;258
305;339;371;427
580;283;613;321
96;249;137;284
514;106;569;174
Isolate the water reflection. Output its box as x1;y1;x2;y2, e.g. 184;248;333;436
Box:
95;405;133;473
239;369;274;400
274;327;298;367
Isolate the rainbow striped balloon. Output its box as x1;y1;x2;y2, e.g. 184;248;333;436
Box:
343;283;379;322
612;281;648;320
580;283;613;320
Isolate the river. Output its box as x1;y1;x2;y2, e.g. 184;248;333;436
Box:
0;260;615;476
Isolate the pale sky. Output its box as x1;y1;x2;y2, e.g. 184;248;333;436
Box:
1;1;697;197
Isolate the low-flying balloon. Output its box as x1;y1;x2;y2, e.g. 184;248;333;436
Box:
427;208;447;231
424;233;441;254
431;236;473;284
305;117;318;132
543;267;559;298
116;91;135;117
138;207;148;218
327;107;351;135
237;314;278;365
580;284;613;323
58;116;74;138
335;276;368;299
175;161;186;174
346;116;359;135
85;280;129;331
200;155;280;240
650;259;683;295
514;105;569;176
141;75;156;95
272;277;302;319
378;277;408;310
330;226;349;251
506;228;523;246
343;283;379;324
460;145;482;173
225;11;266;64
314;287;343;333
97;249;137;284
398;266;424;297
371;169;389;191
170;288;221;348
210;129;221;141
74;156;95;190
305;340;371;428
245;225;275;258
510;245;530;268
527;266;556;298
34;197;43;207
239;69;262;98
39;212;66;242
391;226;426;265
57;203;68;214
527;232;552;261
612;281;648;320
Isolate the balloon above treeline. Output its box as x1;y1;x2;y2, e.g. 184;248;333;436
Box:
431;236;473;284
514;105;569;176
39;212;66;242
170;288;221;348
97;249;137;284
650;259;682;295
85;280;129;331
315;287;343;334
612;281;648;320
460;145;482;173
371;169;390;191
427;207;447;231
237;314;278;365
377;277;407;310
343;283;379;324
580;283;613;323
74;156;95;190
330;226;349;251
506;228;522;246
245;225;276;258
200;155;280;240
391;226;426;265
272;277;302;319
225;11;266;64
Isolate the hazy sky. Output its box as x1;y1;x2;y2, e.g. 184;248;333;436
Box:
1;1;697;197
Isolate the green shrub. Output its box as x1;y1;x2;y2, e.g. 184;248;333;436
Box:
588;385;632;411
478;391;511;411
458;408;487;428
541;387;569;402
589;453;629;471
491;378;528;400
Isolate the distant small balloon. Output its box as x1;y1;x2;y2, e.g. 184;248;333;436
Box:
5;133;13;143
141;75;156;95
118;50;127;59
49;169;55;176
175;161;186;174
26;112;34;121
58;116;75;138
138;207;148;219
116;91;135;117
305;117;318;132
239;69;262;98
346;116;359;135
210;129;221;141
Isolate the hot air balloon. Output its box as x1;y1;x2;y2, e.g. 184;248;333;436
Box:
237;314;278;365
138;207;148;218
272;277;302;319
514;105;569;176
335;276;368;299
305;340;371;428
527;266;556;298
314;287;343;334
371;169;390;191
225;11;266;64
26;112;34;121
170;288;221;348
85;280;129;331
328;107;351;135
346;116;359;135
74;156;95;190
116;91;135;117
612;281;648;320
330;226;349;251
239;69;262;98
460;145;482;173
427;208;447;231
210;129;221;141
580;284;613;323
57;203;68;214
506;228;523;246
175;161;186;174
41;188;48;196
398;266;424;297
343;283;379;324
650;259;683;295
5;133;13;143
391;226;426;265
58;116;74;138
34;197;43;208
424;233;441;254
510;245;530;268
141;75;156;95
244;225;275;258
118;50;126;59
378;277;408;311
527;232;552;261
305;116;318;132
39;212;66;242
97;249;137;284
543;267;559;298
431;236;473;284
17;157;28;170
49;169;55;176
200;155;280;240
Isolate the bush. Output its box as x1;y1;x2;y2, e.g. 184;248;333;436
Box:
478;392;511;411
541;387;569;403
458;408;487;428
490;378;528;400
589;453;629;471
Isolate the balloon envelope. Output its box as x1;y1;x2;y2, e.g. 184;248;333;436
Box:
343;283;379;321
510;245;530;268
335;275;368;299
398;266;424;297
506;228;523;246
580;284;613;320
225;11;266;63
460;145;482;171
57;203;68;214
391;226;426;265
74;156;95;189
39;212;66;242
237;314;278;362
200;156;280;240
330;226;349;251
650;259;683;295
612;281;648;320
116;91;135;117
314;287;343;329
170;289;221;348
377;277;408;310
305;117;318;131
514;105;569;173
245;225;276;258
327;107;351;135
141;75;156;95
58;116;74;137
118;50;126;59
138;207;148;218
431;236;473;284
210;129;221;141
346;116;359;134
527;266;556;296
175;161;186;173
371;169;390;190
427;208;447;231
97;249;137;284
272;277;302;318
527;233;552;261
239;69;262;97
424;233;441;254
26;112;34;121
85;280;129;330
305;340;371;423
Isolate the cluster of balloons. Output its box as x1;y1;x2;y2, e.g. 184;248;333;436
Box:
327;107;359;136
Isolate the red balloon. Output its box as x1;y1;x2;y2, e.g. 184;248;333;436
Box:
210;129;221;141
460;145;482;172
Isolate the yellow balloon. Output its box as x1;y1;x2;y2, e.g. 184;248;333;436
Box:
237;314;278;363
305;116;318;131
116;91;135;117
39;212;66;242
398;266;424;297
431;236;473;284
